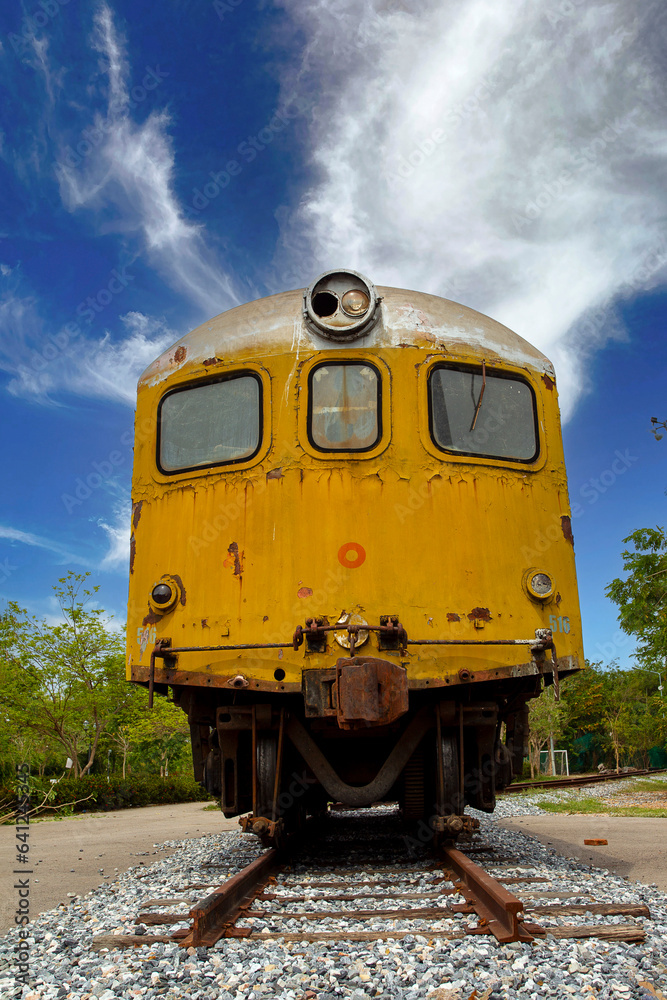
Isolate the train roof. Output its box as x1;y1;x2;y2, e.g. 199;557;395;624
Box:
139;285;555;391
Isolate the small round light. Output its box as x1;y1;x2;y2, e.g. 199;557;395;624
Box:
530;573;553;596
341;289;370;316
151;583;173;605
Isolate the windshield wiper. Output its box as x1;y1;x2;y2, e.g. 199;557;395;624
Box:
470;359;487;431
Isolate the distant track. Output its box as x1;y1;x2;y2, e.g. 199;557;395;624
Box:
502;767;667;795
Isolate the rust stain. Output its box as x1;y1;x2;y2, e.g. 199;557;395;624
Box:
447;612;461;622
129;536;136;574
561;515;574;545
132;500;143;530
542;373;555;390
266;468;283;480
262;615;269;622
223;542;243;576
169;573;187;605
298;586;313;599
201;618;209;628
203;356;222;366
173;345;187;363
467;607;492;622
142;608;162;626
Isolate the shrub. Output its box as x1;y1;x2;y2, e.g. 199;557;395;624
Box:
0;773;212;819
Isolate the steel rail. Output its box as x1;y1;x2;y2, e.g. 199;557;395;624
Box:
503;766;667;794
441;845;535;944
180;848;284;947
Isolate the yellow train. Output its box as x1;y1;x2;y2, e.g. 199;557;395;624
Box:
127;269;583;842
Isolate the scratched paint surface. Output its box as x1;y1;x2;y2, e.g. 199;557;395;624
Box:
127;287;582;689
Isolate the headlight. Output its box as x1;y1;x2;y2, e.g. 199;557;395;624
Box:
148;575;181;614
151;583;173;605
341;289;370;316
524;570;554;601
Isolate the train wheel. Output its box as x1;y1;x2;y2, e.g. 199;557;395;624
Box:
438;734;464;816
255;734;278;820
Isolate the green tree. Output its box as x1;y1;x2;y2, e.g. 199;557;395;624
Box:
0;573;133;777
528;687;566;777
606;527;667;667
124;695;190;777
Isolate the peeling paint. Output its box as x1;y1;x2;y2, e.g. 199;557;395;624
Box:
467;607;492;622
542;373;555;391
298;586;314;599
129;536;136;575
132;500;143;530
267;468;283;480
169;573;187;605
223;542;243;576
173;345;187;364
447;613;461;622
561;515;574;545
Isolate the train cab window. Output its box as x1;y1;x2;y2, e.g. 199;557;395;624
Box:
158;373;261;472
428;365;538;462
308;361;381;452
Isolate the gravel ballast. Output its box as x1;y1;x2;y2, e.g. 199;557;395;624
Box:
1;794;666;999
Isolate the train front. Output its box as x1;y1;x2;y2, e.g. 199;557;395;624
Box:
127;269;583;842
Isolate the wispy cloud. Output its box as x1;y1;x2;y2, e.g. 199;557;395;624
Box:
54;3;240;316
0;525;85;564
275;0;667;418
0;271;175;404
98;500;131;571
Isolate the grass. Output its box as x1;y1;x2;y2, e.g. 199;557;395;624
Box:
539;796;667;818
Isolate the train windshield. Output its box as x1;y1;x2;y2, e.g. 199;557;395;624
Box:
158;373;261;472
309;362;380;451
429;365;538;461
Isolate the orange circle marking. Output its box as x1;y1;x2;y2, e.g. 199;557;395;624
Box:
338;542;366;569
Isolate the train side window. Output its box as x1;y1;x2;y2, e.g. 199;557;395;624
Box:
308;361;381;452
428;365;538;462
158;372;262;473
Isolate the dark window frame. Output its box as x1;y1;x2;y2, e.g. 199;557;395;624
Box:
427;362;540;464
156;370;264;475
307;359;383;454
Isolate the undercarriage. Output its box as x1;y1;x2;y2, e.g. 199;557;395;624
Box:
173;652;547;848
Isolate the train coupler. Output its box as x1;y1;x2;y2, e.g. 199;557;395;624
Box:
433;814;480;838
239;815;285;845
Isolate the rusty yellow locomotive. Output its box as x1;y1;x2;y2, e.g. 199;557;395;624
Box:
127;269;583;841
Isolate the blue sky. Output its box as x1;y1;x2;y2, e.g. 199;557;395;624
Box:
0;0;665;670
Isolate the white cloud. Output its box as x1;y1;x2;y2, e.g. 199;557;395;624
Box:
0;279;175;404
55;4;240;317
98;500;131;571
0;525;85;564
275;0;667;418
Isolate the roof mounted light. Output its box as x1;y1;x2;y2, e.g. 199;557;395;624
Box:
303;269;380;341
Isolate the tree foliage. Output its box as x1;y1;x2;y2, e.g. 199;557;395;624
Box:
0;573;192;782
1;573;131;777
606;527;667;667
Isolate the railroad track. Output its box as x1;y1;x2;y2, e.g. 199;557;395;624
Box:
502;767;667;795
91;811;651;953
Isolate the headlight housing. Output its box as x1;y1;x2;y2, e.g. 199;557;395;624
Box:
524;569;554;601
303;269;380;341
148;575;182;614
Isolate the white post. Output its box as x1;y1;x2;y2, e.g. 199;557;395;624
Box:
549;735;556;776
